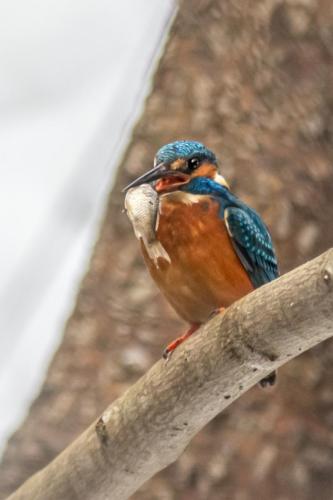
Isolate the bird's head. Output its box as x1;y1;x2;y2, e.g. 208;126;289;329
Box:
123;140;229;193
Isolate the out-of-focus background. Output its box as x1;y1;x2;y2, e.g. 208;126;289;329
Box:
1;1;333;499
0;0;175;456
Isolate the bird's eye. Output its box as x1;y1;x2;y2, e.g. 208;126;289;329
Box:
187;157;200;170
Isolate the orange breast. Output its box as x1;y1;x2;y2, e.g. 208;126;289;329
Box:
141;193;254;324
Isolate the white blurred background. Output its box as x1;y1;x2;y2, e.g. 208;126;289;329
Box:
0;0;175;455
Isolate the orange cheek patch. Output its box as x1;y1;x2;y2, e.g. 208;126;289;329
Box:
170;159;186;170
191;162;216;178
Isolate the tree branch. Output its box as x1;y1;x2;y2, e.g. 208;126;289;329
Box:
8;249;333;500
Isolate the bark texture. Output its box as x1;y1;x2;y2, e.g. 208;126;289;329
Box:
7;250;333;500
1;1;333;499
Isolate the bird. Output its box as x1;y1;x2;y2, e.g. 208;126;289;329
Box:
124;140;279;387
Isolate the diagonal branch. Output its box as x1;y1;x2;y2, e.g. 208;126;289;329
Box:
8;249;333;500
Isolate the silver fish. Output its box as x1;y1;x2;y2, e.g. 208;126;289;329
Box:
124;183;170;265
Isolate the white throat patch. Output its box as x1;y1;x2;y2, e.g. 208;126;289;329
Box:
160;191;209;206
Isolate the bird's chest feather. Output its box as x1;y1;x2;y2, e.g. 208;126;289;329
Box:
157;192;222;250
141;191;253;323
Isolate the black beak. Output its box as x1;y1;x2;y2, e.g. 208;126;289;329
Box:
123;162;178;192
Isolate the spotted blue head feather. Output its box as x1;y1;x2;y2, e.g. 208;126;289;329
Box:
155;140;217;165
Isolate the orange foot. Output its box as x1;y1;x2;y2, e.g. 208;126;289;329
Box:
162;323;200;360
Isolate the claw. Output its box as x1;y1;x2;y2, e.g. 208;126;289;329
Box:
208;306;226;320
259;371;277;388
162;323;200;360
162;347;172;361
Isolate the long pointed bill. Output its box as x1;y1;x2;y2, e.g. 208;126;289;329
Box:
123;163;186;192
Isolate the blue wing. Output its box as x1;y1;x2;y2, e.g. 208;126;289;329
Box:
224;206;279;288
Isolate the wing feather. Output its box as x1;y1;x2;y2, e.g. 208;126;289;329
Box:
224;206;279;288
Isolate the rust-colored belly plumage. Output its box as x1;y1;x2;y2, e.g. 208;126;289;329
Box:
141;193;254;324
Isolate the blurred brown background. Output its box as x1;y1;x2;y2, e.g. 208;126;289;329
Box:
1;0;333;498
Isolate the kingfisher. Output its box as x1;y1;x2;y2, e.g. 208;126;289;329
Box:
124;140;279;387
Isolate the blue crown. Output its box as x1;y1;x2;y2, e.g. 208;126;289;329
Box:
155;140;217;165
